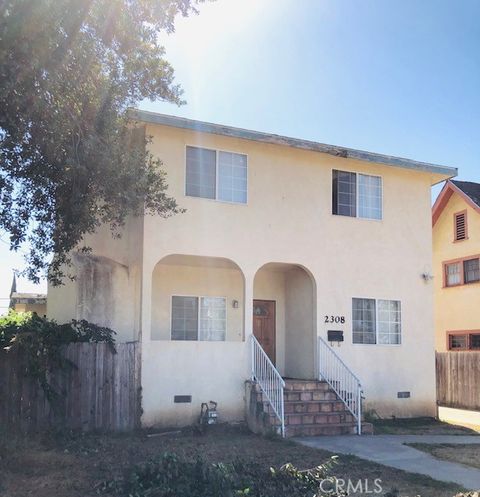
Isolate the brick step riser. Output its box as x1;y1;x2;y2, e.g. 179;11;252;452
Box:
263;401;346;415
255;392;339;403
283;381;330;392
285;424;357;437
268;413;354;427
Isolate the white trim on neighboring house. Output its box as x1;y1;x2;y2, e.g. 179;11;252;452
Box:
351;296;402;347
170;294;228;342
184;144;249;206
329;167;384;222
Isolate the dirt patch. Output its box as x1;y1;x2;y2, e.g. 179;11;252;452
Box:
372;417;480;435
407;443;480;471
0;425;464;497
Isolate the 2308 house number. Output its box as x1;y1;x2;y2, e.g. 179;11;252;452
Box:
324;315;346;324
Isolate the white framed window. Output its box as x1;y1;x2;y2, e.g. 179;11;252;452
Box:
332;170;383;220
186;146;247;204
352;298;401;345
171;295;226;341
445;262;461;286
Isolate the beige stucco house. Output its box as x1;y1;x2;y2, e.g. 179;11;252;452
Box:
48;111;456;435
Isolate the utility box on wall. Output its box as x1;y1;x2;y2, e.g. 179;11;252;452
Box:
327;330;344;343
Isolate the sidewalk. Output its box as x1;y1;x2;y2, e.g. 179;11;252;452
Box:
296;434;480;490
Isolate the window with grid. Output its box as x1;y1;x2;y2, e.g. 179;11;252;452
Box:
377;300;401;345
171;296;226;341
353;298;401;345
332;170;382;220
445;262;461;286
454;211;467;241
358;174;382;220
186;146;247;203
352;298;376;344
448;332;480;351
464;258;480;284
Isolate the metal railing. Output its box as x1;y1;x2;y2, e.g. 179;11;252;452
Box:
317;336;364;435
250;335;285;437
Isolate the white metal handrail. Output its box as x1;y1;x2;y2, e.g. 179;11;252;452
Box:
317;336;364;435
250;335;285;437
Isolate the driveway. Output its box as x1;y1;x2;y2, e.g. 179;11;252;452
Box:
296;435;480;490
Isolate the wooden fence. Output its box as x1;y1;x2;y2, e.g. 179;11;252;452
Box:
0;342;141;432
436;351;480;411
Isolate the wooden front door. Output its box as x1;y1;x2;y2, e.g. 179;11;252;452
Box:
253;300;276;364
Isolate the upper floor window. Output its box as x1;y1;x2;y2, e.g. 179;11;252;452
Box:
352;298;401;345
444;256;480;287
332;170;382;220
454;210;468;242
185;146;247;204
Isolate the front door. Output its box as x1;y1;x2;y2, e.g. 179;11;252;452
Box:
253;300;276;364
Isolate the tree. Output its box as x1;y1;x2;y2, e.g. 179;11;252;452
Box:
0;0;200;284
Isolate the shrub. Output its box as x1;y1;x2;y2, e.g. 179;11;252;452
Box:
99;452;346;497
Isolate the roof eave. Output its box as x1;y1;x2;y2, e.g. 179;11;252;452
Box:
129;109;458;179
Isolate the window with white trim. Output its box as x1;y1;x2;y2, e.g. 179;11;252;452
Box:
171;296;226;341
186;146;247;203
332;170;382;220
352;298;401;345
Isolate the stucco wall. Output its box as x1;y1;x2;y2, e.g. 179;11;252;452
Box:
47;214;144;342
433;191;480;351
151;261;244;341
137;123;441;421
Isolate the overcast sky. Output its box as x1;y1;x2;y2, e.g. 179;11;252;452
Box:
1;0;479;312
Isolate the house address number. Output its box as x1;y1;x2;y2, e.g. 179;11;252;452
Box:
324;315;345;324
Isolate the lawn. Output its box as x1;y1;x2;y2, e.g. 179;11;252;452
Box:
0;424;466;497
371;417;480;436
407;443;480;471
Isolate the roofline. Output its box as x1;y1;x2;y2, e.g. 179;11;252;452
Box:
432;180;480;226
130;109;458;178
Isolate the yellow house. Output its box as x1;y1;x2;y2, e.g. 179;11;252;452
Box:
433;180;480;352
48;111;456;435
8;275;47;316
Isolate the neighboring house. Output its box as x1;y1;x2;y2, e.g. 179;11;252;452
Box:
47;111;456;435
9;274;47;316
433;180;480;352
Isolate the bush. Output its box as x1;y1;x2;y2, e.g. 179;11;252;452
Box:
0;310;116;400
99;452;346;497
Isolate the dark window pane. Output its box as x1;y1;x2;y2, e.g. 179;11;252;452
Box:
186;146;216;199
171;296;198;340
464;258;480;284
333;170;356;217
449;334;467;350
470;334;480;349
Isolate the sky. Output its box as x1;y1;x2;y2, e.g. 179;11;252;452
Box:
1;0;479;312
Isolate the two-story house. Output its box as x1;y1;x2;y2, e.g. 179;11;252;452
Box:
433;180;480;352
47;110;456;436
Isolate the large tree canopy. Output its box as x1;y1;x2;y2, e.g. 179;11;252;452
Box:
0;0;199;284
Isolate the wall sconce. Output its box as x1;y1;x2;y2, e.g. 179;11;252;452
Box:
232;300;239;309
421;272;434;282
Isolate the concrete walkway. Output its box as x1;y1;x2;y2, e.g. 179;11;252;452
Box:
295;435;480;490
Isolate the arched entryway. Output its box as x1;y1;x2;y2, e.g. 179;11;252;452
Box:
253;263;317;379
151;254;245;342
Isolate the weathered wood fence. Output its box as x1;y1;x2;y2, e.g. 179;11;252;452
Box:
436;352;480;411
0;342;141;432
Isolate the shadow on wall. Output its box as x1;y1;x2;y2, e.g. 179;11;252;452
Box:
74;253;136;342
